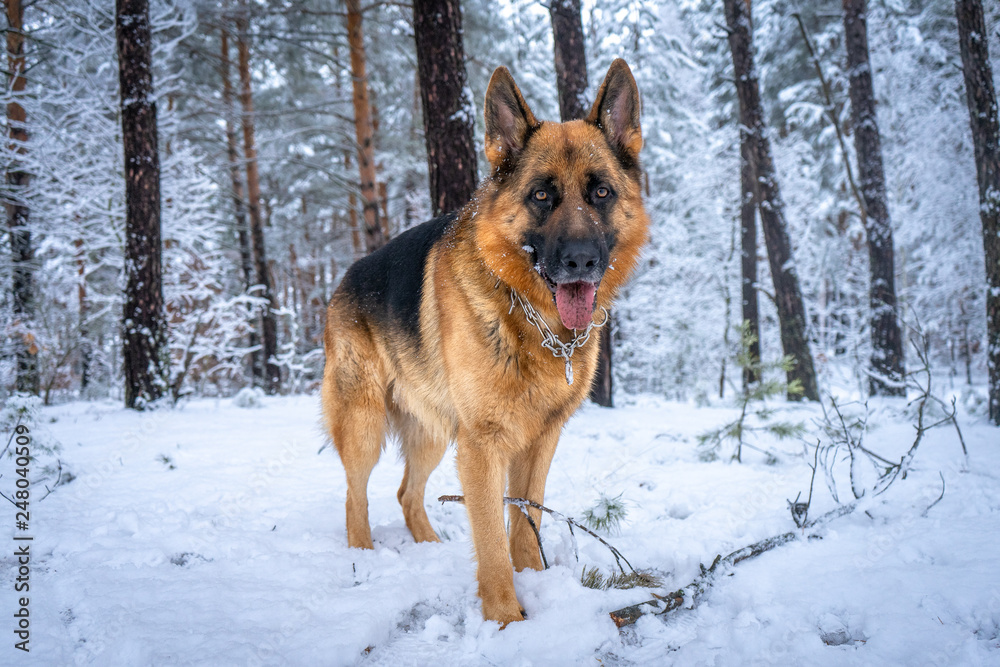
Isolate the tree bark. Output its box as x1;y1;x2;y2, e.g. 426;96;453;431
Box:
724;0;819;401
843;0;905;397
741;135;761;387
589;321;613;407
333;51;363;260
116;0;169;409
344;150;363;259
412;0;478;217
235;6;281;394
346;0;385;253
378;180;390;238
550;0;589;123
5;0;38;395
955;0;1000;425
220;26;262;386
74;236;90;392
740;0;760;389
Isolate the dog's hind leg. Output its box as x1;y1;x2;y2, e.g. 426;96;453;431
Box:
338;407;384;549
329;392;385;550
322;325;386;550
392;409;446;543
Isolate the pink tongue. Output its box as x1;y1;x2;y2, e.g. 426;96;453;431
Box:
555;281;597;330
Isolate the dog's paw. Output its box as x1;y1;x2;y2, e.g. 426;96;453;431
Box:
410;526;441;544
347;535;375;550
482;597;526;628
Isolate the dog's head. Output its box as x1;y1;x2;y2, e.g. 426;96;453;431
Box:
474;59;650;331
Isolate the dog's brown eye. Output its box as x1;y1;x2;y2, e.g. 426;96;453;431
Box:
534;190;548;201
596;186;609;198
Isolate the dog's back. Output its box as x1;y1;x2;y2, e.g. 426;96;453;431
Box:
331;213;455;344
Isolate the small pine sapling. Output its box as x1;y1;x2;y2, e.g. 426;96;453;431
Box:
580;565;662;591
1;394;69;501
1;395;61;458
582;492;628;535
577;494;663;590
698;323;805;463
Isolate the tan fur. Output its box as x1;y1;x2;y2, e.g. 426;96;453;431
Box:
321;60;649;627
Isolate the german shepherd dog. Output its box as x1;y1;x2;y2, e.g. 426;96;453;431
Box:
322;59;649;626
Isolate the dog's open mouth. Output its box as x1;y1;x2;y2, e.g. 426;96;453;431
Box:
554;281;597;330
534;263;598;330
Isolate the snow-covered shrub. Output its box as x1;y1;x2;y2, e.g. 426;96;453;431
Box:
232;386;265;409
1;394;60;457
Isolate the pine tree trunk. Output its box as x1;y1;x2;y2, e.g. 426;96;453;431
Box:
345;150;363;259
740;0;760;389
220;26;262;386
5;0;38;395
235;7;281;394
955;0;1000;425
333;56;363;260
589;320;613;406
843;0;905;397
74;236;90;393
346;0;385;253
724;0;819;401
116;0;169;409
378;180;390;238
412;0;478;217
404;69;422;230
221;26;252;301
550;0;589;123
741;136;761;387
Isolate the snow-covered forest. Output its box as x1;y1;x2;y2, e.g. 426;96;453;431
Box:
1;0;998;408
2;0;1000;664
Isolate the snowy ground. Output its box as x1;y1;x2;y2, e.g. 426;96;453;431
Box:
2;388;999;665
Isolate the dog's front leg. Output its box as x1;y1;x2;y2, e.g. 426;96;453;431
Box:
507;424;561;573
456;429;524;627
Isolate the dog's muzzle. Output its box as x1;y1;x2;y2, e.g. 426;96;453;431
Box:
548;238;607;330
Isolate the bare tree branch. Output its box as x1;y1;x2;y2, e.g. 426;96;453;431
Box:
438;495;638;576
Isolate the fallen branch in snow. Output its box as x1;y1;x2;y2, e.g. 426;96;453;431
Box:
803;332;964;525
614;330;967;630
608;503;856;628
437;495;638;576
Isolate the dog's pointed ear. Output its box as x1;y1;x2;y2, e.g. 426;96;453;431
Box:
484;66;538;172
587;59;642;166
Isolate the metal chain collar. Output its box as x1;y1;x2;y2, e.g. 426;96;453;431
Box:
508;288;609;385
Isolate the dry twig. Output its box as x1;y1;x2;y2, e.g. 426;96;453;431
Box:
438;495;638;576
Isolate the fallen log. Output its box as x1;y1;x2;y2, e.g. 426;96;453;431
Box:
609;503;856;628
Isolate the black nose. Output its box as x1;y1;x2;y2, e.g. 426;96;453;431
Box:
556;239;603;281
